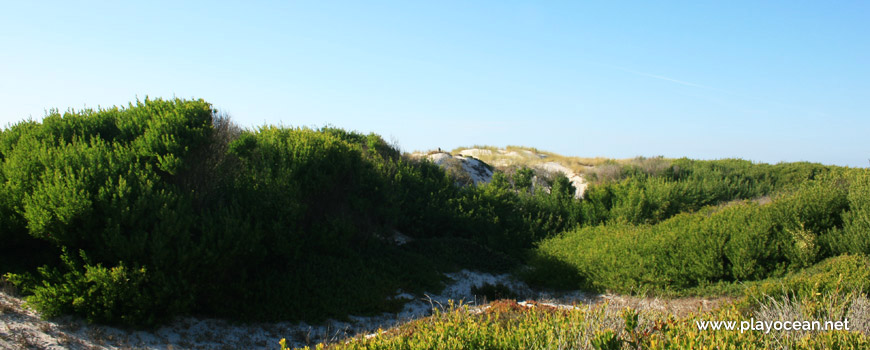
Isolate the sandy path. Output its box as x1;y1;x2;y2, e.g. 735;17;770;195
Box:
0;270;585;349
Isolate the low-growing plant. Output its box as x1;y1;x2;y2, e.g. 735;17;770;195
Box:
5;249;182;327
742;254;870;306
294;294;870;349
530;172;867;294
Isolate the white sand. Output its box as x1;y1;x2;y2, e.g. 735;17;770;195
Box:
452;148;588;199
1;270;591;349
535;162;588;199
426;152;494;185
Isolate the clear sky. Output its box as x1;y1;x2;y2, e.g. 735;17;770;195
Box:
2;1;868;166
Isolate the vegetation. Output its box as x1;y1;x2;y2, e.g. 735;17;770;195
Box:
1;97;867;350
450;145;614;173
530;170;867;294
743;254;870;304
0;98;587;326
578;157;833;226
0;99;442;325
290;291;870;350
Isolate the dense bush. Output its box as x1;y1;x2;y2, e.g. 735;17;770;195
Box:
579;158;832;226
824;171;870;256
743;254;870;304
5;248;178;327
451;170;584;256
530;171;866;293
1;97;863;329
0;99;441;325
0;98;591;326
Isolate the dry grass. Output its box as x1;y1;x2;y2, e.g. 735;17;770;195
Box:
581;156;675;183
583;163;624;183
627;156;671;176
302;291;870;349
589;293;733;318
449;145;655;177
449;145;613;174
754;291;870;335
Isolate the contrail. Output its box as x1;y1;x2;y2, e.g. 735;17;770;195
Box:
588;62;825;118
603;64;720;91
622;69;709;89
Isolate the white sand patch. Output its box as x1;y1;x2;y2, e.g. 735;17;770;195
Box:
1;270;591;349
425;152;493;185
457;156;494;185
426;152;452;164
458;149;492;158
440;270;530;301
520;150;537;157
451;148;586;198
501;151;522;158
535;162;588;199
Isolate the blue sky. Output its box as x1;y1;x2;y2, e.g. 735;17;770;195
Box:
1;1;868;166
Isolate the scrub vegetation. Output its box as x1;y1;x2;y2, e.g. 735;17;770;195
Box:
0;98;590;326
1;98;867;348
298;290;870;350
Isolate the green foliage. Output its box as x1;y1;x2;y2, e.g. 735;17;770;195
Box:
580;158;832;226
591;330;620;350
744;254;870;303
297;297;870;349
403;237;518;273
0;98;591;326
398;165;586;257
470;172;584;256
1;96;865;331
513;166;535;192
1;99;446;325
6;249;182;327
530;171;866;293
825;171;870;256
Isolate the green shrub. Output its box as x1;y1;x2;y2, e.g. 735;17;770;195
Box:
295;297;870;350
744;254;870;303
0;98;593;326
2;97;862;329
6;249;184;327
403;237;518;273
824;171;870;256
1;99;433;325
530;173;860;293
580;158;832;226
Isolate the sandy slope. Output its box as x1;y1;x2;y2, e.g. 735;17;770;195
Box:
534;161;588;199
1;269;735;350
1;270;590;350
424;152;494;185
459;148;588;199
